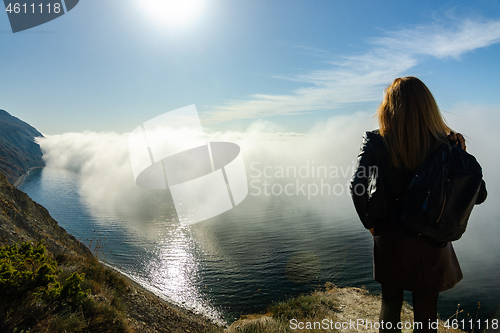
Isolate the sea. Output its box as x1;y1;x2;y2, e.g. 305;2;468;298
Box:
19;167;500;327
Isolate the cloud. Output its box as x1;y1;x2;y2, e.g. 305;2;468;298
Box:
37;112;375;224
37;131;157;219
37;105;499;225
373;19;500;59
201;18;500;124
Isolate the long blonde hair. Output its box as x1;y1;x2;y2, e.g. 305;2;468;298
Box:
376;76;450;170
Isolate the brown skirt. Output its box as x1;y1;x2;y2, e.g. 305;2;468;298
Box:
373;225;462;292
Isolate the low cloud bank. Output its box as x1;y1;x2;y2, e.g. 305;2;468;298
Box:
37;107;498;230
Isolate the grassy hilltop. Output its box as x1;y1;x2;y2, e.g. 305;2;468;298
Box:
207;281;467;333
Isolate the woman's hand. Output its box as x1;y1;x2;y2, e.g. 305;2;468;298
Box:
448;131;466;151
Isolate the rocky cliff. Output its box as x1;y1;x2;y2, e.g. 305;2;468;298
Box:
0;109;45;185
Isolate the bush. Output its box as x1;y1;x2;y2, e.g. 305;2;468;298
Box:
0;241;91;310
0;241;130;333
0;241;58;303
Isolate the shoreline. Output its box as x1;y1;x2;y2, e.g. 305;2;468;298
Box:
10;164;224;329
13;165;44;187
101;260;225;327
1;169;221;333
106;263;222;332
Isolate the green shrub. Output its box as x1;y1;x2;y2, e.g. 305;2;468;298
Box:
0;241;91;310
0;241;130;333
0;241;58;303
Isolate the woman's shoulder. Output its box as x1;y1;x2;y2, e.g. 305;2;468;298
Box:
363;129;381;137
359;129;390;163
361;129;384;147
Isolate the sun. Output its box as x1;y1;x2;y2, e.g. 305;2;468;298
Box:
141;0;206;29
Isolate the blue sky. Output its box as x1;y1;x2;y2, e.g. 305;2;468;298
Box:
1;0;500;134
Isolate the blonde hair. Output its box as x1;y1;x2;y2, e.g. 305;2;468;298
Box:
376;76;451;170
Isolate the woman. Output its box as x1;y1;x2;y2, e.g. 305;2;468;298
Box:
350;76;487;332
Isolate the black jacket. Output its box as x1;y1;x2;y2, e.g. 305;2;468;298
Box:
350;130;487;231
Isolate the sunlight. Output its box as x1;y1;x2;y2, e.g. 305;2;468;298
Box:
141;0;206;29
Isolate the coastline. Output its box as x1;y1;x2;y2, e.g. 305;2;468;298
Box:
13;165;44;187
1;168;221;332
119;269;221;332
101;261;223;331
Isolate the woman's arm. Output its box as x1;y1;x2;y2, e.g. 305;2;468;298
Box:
350;132;377;230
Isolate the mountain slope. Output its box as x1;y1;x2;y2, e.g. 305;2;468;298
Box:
0;171;90;256
0;109;45;185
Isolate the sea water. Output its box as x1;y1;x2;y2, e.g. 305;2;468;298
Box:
19;167;500;325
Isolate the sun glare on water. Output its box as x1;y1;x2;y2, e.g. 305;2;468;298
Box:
141;0;206;29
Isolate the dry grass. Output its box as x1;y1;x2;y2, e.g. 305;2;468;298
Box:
221;282;469;333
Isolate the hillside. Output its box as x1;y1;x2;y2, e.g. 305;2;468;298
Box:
0;109;45;185
0;171;89;256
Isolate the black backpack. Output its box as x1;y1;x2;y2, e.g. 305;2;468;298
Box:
392;144;484;243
